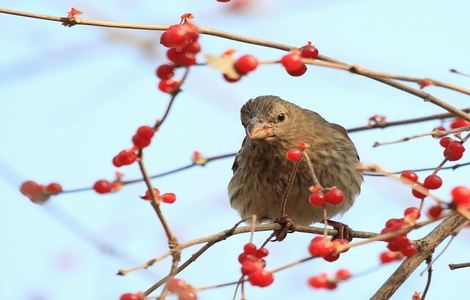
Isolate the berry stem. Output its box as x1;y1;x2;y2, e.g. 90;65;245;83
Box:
323;207;328;237
279;159;301;217
302;151;323;188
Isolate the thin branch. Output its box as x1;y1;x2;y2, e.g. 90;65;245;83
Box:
119;222;378;275
373;126;470;148
421;256;433;300
448;262;470;270
348;108;470;132
2;8;470;121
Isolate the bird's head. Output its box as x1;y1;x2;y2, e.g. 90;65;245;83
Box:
240;95;302;142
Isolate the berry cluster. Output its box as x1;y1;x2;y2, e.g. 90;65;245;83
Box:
400;170;442;199
20;180;63;203
113;125;155;168
167;278;198;300
280;42;318;77
308;236;349;262
309;186;345;206
141;187;177;204
308;268;351;290
380;208;420;257
119;292;144;300
439;136;465;161
157;13;200;93
238;242;274;287
379;250;404;264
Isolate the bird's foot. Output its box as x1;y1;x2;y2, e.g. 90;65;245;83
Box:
327;219;353;242
273;215;296;242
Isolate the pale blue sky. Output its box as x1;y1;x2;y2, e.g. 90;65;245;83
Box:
1;1;470;299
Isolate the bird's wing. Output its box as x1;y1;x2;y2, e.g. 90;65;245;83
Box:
330;123;350;139
232;137;247;173
330;123;361;161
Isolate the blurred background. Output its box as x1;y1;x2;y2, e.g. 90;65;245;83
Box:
1;0;470;299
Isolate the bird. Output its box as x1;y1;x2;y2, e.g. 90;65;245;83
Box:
228;95;363;236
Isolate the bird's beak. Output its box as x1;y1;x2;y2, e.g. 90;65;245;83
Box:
246;118;274;140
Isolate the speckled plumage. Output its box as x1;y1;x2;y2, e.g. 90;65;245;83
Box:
228;95;363;225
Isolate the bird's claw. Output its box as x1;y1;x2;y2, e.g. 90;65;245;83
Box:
273;215;296;242
327;219;353;241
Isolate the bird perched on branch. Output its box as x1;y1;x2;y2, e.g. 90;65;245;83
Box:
228;95;362;238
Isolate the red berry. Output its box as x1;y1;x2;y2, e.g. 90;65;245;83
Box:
234;54;259;75
308;273;328;288
299;42;319;59
404;207;421;220
136;126;155;140
178;290;197;300
451;186;470;208
181;22;199;40
335;268;351;281
439;137;453;148
380;251;402;264
167;278;187;293
114;150;137;167
423;174;442;190
223;73;241;83
161;25;190;48
45;182;63;194
387;241;401;252
444;141;465;161
119;292;144;300
450;118;470;129
286;148;303;161
132;135;151;149
20;180;42;196
308;236;333;257
20;180;49;203
93;180;113;194
400;170;418;183
281;52;303;71
418;79;433;89
158;79;181;93
241;260;259;275
167;48;196;66
385;218;404;230
431;126;446;138
309;191;325;206
323;252;340;262
238;253;257;264
286;63;307;77
411;185;427;199
183;41;201;54
427;205;443;219
326;282;338;290
142;188;160;200
324;187;344;205
243;242;257;255
248;269;274;287
401;243;418;257
156;64;175;80
160;193;176;204
255;247;269;258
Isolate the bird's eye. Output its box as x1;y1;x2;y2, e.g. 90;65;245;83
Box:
277;113;286;122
